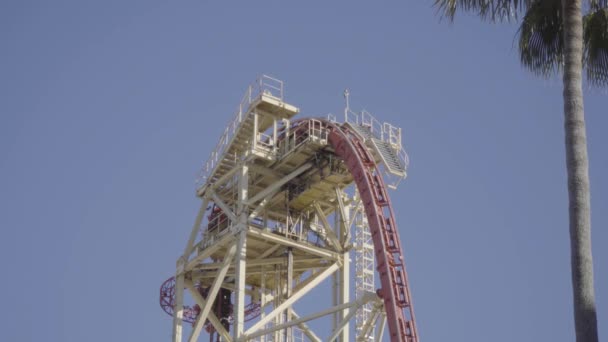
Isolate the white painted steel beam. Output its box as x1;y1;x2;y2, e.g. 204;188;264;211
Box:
244;162;312;206
248;164;281;179
233;165;248;341
256;244;280;259
193;256;323;271
172;268;185;342
245;290;376;341
244;263;340;337
185;280;232;342
184;198;209;257
209;164;241;193
338;192;351;342
261;268;330;306
357;303;382;341
248;189;280;220
334;187;351;245
245;301;350;341
375;312;387;342
339;251;350;342
210;191;237;223
313;202;342;251
286;248;294;341
185;234;233;271
327;304;359;342
195;265;328;281
247;227;339;259
188;244;236;342
291;311;322;342
347;198;362;232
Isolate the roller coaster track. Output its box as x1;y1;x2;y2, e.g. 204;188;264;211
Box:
325;119;418;342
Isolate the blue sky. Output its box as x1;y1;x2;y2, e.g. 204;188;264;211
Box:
0;1;606;341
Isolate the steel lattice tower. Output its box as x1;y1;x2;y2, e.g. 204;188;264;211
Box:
159;76;418;342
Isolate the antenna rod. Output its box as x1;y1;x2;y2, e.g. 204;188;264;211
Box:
343;89;350;122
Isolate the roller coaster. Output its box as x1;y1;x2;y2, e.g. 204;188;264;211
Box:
160;76;419;342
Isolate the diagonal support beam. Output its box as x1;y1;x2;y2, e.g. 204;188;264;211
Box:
210;191;237;223
313;202;342;251
256;244;280;259
172;268;185;342
292;310;321;342
327;303;359;342
358;302;383;341
210;164;241;192
334;187;351;244
185;280;232;342
248;227;340;259
245;290;376;341
184;197;209;257
245;162;312;206
375;312;387;342
347;200;362;232
186;234;233;271
248;188;280;220
244;263;340;337
188;244;236;342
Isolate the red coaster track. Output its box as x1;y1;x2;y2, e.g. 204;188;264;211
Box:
325;119;418;342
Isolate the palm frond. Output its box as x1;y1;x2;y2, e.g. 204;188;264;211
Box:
583;8;608;86
590;0;608;10
517;0;563;77
434;0;533;22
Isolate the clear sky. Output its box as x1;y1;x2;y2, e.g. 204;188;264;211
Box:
0;1;606;341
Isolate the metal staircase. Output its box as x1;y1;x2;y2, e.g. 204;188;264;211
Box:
370;139;405;177
345;121;407;178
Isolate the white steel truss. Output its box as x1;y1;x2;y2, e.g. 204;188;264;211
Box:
354;193;376;341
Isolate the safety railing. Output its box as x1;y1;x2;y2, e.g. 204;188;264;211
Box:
361;110;384;141
344;109;403;148
200;211;233;250
280;119;328;157
256;132;275;149
345;109;360;125
341;108;410;174
383;122;401;148
196;75;284;189
327;113;337;123
398;147;410;171
258;74;284;99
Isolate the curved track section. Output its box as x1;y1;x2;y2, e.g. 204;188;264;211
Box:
159;277;261;326
325;119;418;342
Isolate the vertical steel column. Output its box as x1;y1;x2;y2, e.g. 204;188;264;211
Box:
286;248;293;341
339;198;350;342
260;267;266;342
273;118;278;154
172;257;186;342
332;204;340;338
233;164;248;341
274;265;282;342
253;113;259;150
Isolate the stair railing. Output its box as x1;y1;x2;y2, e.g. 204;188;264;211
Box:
361;110;384;141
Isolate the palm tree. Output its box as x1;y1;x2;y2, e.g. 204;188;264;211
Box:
434;0;607;341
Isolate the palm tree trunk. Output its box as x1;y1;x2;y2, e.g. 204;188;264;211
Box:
561;0;599;341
